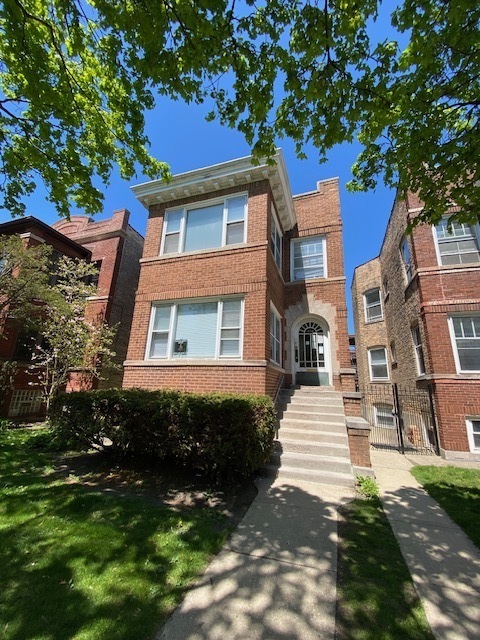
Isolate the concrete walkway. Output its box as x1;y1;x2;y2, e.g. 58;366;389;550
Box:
157;450;480;639
157;477;355;640
371;450;480;640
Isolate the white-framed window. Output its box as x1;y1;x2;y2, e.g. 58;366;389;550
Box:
160;193;247;255
291;236;326;281
9;390;43;417
270;208;283;272
374;404;395;429
368;347;389;381
412;325;426;375
434;219;480;266
448;315;480;372
400;237;413;283
270;304;282;366
466;418;480;452
364;288;383;322
146;297;243;360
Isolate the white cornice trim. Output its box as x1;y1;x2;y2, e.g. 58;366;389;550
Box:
131;150;296;231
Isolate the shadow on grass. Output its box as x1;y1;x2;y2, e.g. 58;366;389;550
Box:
336;498;434;640
411;465;480;549
0;429;438;640
0;429;228;640
155;478;433;640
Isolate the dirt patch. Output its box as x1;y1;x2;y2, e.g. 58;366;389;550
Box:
53;449;258;528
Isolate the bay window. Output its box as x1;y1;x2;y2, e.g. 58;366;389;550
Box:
161;194;247;255
147;298;243;359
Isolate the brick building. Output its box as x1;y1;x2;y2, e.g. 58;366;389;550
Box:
0;217;91;417
124;151;354;397
352;191;480;460
53;210;144;387
0;211;143;417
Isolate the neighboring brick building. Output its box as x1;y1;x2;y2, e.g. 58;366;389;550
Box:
124;151;354;397
352;191;480;460
0;211;144;417
53;210;144;387
0;217;91;417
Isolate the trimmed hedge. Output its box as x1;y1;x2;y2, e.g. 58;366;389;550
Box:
50;388;276;483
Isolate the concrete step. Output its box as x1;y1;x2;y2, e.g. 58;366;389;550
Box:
295;385;338;392
278;427;348;445
279;396;343;411
281;410;346;424
270;451;352;474
274;438;349;458
279;387;341;398
267;385;353;488
280;418;347;433
262;464;355;487
278;399;345;413
279;390;344;402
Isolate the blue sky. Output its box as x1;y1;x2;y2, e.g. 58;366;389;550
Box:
1;95;394;332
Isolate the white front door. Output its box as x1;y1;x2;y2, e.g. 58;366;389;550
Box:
295;320;330;385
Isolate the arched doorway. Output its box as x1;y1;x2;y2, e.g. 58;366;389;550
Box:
293;318;330;386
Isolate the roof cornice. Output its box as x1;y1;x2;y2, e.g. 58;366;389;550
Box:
0;216;91;256
131;150;296;231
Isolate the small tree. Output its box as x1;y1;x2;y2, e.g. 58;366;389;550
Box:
29;256;117;413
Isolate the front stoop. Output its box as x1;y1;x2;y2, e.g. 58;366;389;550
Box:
264;386;355;488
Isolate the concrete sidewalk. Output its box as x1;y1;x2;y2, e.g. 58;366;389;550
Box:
157;477;354;640
371;450;480;640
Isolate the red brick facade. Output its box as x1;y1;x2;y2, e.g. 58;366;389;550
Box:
352;192;480;459
53;210;144;388
125;152;353;398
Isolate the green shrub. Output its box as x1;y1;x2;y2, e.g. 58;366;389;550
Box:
50;388;276;483
356;475;380;500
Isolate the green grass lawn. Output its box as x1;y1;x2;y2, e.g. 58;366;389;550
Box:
0;428;230;640
336;497;434;640
411;465;480;549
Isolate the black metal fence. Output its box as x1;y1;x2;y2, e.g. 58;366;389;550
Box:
360;384;440;455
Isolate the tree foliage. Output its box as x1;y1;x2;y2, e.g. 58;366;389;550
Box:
29;256;117;412
0;0;478;224
0;234;52;327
